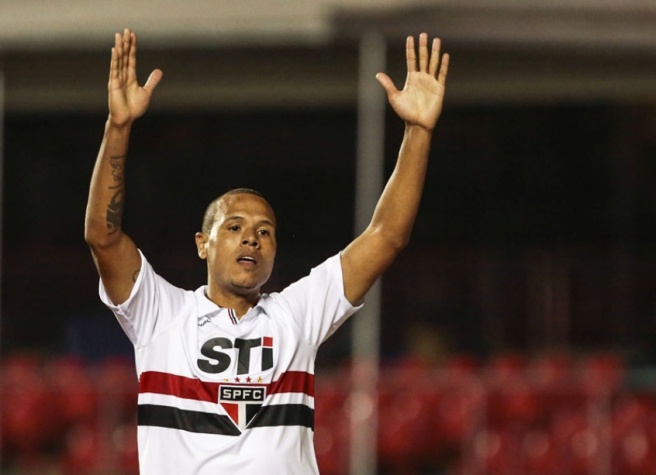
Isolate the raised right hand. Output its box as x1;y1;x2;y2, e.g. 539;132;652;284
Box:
108;28;163;127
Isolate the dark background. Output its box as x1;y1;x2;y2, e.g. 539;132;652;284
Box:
4;102;656;366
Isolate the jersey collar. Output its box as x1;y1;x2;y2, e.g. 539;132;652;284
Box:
196;286;269;325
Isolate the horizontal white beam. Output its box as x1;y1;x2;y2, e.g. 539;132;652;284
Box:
2;1;656;51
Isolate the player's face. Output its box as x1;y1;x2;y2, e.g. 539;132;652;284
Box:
197;193;277;299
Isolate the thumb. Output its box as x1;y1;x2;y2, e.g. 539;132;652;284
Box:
143;69;163;94
375;72;398;97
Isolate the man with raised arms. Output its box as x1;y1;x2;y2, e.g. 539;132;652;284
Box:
85;28;449;474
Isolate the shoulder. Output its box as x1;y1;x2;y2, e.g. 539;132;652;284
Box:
281;254;344;295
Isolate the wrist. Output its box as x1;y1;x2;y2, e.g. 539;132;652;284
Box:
405;123;434;137
104;119;133;145
106;116;134;133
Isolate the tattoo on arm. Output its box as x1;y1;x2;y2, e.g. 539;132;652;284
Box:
106;189;124;234
106;155;126;235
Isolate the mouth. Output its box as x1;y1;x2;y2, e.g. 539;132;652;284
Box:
237;255;258;266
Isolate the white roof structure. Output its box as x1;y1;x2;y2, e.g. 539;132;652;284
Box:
1;0;656;111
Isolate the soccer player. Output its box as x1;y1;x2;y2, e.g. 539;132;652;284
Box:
85;28;449;474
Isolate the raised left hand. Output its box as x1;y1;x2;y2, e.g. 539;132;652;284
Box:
376;33;449;132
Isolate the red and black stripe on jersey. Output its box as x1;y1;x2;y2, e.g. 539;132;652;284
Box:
138;370;314;435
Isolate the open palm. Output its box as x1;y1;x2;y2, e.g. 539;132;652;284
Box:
376;34;449;132
108;29;162;127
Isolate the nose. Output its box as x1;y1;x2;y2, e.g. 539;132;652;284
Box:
241;230;259;247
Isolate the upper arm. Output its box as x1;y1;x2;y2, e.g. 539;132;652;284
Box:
88;232;142;305
340;226;403;305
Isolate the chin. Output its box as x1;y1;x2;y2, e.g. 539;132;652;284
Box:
231;280;261;293
230;272;271;295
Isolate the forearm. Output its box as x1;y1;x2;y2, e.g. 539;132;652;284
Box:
341;124;433;304
341;33;446;304
369;124;432;249
84;119;132;248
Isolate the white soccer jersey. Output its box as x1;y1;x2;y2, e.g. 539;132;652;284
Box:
99;251;361;474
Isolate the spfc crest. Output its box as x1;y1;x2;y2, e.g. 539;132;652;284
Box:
219;384;267;430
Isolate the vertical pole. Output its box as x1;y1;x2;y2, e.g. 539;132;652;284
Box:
0;63;5;462
350;31;386;475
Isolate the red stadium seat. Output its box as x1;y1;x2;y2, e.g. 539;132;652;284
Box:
112;422;140;474
577;353;625;395
377;382;430;471
549;407;611;475
611;394;656;475
428;379;485;456
46;356;99;428
1;354;58;468
314;372;350;475
59;422;105;474
96;357;139;420
522;429;565;475
487;379;542;427
468;427;523;475
526;353;574;391
438;354;480;383
314;417;349;475
483;353;528;385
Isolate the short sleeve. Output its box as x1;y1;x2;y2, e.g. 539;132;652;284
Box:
279;253;363;348
99;250;192;347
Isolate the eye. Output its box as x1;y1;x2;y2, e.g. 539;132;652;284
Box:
228;225;240;232
258;229;270;236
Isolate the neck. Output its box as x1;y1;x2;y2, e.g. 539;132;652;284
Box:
205;287;260;318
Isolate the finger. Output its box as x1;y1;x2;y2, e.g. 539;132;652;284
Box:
127;31;138;85
114;32;124;82
121;28;131;83
375;72;398;97
109;46;118;86
437;53;450;86
418;32;428;72
109;33;121;84
143;69;163;94
428;38;441;77
406;35;416;73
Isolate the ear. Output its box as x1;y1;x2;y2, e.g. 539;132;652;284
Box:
195;232;208;259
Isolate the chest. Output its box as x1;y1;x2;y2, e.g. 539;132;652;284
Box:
139;303;313;384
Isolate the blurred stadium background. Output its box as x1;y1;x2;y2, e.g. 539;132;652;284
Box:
3;1;656;474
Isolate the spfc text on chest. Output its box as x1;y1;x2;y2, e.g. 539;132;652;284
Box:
219;384;267;430
197;336;274;374
220;386;266;402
